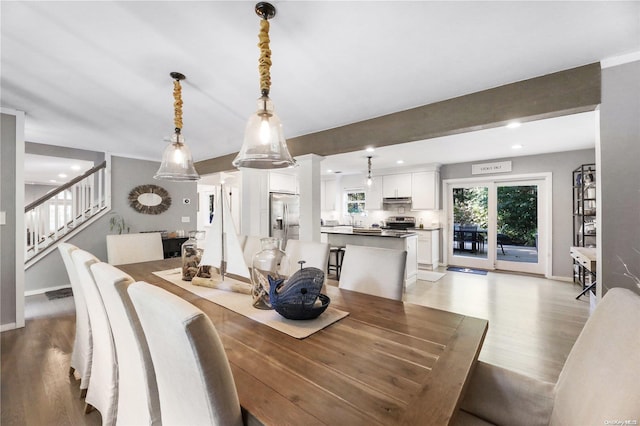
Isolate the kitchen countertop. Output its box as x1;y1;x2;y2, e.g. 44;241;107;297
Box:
408;226;442;231
321;228;417;238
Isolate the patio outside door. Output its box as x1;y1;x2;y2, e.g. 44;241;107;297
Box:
446;175;549;276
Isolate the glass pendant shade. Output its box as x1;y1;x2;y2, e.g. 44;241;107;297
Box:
154;132;200;181
233;96;295;169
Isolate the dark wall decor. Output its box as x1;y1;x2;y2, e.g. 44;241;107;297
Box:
128;184;171;215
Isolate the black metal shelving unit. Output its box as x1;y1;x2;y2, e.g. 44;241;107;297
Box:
572;163;596;293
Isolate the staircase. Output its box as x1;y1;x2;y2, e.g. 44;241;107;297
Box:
24;161;110;268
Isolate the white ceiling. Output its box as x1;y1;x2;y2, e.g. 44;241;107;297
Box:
2;2;639;173
24;154;95;186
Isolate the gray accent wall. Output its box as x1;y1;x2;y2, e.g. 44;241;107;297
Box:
24;155;197;293
440;148;596;278
600;60;640;295
1;114;17;325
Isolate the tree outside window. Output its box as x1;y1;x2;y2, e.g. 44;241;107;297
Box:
346;190;366;214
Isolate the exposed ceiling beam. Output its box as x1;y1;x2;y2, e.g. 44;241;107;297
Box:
196;62;600;175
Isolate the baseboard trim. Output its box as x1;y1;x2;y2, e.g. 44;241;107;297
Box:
25;284;71;297
1;322;17;332
550;275;573;283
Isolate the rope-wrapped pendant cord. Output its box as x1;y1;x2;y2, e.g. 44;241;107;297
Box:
173;80;183;131
258;19;272;95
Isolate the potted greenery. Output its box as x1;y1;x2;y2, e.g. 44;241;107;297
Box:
109;213;130;234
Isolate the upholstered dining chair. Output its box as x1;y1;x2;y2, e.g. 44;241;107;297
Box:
106;232;164;266
58;243;93;396
128;281;243;426
338;245;407;301
90;262;161;426
71;249;117;424
284;240;330;279
455;287;640;425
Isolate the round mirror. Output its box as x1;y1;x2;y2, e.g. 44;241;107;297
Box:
128;184;171;215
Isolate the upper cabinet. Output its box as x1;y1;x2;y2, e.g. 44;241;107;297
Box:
269;171;297;193
321;179;337;211
365;176;383;210
382;173;412;198
411;171;440;210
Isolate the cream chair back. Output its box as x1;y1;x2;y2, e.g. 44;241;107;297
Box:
90;263;161;426
128;281;243;426
106;232;164;266
71;249;117;425
242;235;263;268
550;287;640;425
58;243;93;391
339;245;406;301
284;240;329;278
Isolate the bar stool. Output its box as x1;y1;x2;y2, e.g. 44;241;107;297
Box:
328;246;345;280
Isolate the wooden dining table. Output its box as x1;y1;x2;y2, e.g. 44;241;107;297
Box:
119;258;488;426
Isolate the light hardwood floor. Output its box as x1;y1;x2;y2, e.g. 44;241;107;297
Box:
1;270;589;425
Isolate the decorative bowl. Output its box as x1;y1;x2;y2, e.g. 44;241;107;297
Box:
273;294;331;320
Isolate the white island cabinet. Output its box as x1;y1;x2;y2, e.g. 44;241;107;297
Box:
322;229;418;286
416;228;440;270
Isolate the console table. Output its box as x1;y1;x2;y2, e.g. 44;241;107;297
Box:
570;246;596;299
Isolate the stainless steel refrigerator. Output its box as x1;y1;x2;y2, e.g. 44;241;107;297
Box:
269;192;299;249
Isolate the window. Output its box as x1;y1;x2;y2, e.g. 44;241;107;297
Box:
346;190;366;214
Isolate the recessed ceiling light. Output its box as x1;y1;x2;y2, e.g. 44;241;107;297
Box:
58;173;68;178
512;144;523;150
326;169;333;173
49;179;57;183
396;160;404;164
366;147;375;153
506;122;521;129
70;165;82;171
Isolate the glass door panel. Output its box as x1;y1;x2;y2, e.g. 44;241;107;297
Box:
495;180;545;275
450;185;493;270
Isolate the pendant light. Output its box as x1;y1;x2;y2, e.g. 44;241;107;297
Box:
366;156;373;187
154;72;200;181
232;2;296;169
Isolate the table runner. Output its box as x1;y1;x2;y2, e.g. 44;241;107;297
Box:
152;268;349;339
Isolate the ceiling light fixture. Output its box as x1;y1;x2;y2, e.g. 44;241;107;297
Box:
512;144;523;150
366;156;373;187
70;165;81;171
397;160;404;164
233;2;295;169
366;147;375;153
154;72;200;182
506;121;521;129
58;173;67;178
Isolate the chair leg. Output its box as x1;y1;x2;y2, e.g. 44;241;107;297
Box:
68;366;75;377
84;402;95;414
80;388;87;399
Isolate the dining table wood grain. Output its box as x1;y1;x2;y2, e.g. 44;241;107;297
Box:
118;258;488;426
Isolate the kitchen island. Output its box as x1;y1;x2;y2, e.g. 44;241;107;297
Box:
321;228;418;285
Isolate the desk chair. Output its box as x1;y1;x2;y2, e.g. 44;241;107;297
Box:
106;232;164;266
90;262;161;426
455;287;640;425
284;240;329;278
58;243;93;395
339;245;406;301
128;282;243;426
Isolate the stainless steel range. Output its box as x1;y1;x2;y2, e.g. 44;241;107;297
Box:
385;216;416;230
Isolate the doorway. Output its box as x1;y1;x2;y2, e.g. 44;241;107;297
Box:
445;174;551;276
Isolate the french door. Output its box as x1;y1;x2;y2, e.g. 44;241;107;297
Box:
445;174;550;276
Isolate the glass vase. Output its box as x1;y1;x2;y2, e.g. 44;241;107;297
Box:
251;237;290;309
182;230;205;281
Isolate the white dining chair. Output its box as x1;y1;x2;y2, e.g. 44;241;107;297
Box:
338;245;407;301
90;262;161;426
128;281;243;426
58;243;93;396
455;287;640;425
71;249;118;424
284;239;330;279
106;232;164;266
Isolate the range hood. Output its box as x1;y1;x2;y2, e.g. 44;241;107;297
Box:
382;197;412;204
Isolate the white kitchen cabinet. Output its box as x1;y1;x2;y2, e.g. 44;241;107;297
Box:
382;173;412;198
411;171;440;210
416;229;440;269
321;179;337;211
269;171;297;193
405;234;418;284
365;176;383;210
